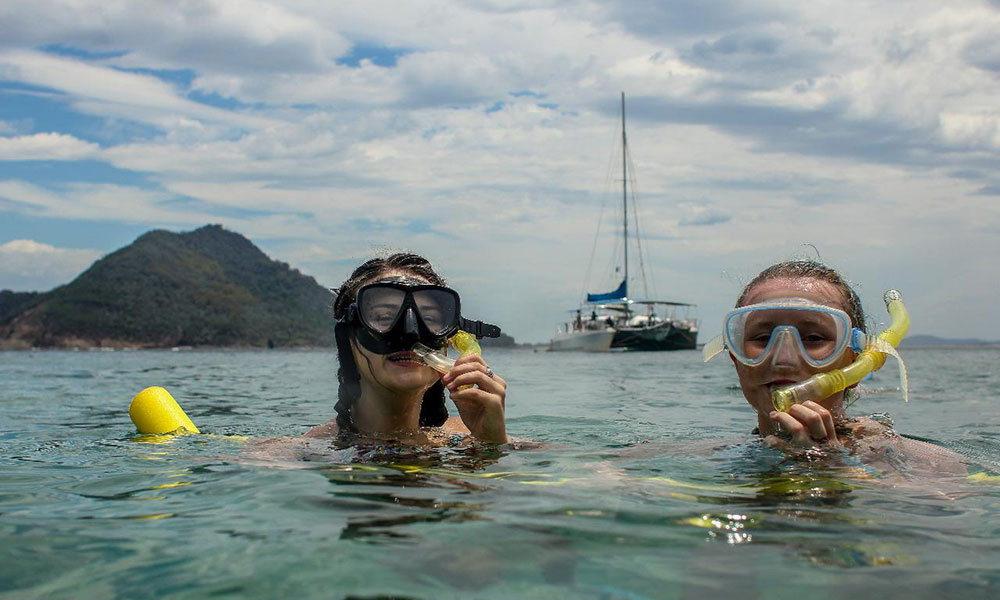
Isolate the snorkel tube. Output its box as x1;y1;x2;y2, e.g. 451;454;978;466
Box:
771;290;910;412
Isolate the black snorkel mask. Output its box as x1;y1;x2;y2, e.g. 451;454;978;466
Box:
339;278;501;355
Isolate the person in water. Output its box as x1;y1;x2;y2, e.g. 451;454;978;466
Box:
705;260;964;470
305;252;508;444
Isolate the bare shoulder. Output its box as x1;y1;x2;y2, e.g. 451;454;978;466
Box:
847;417;967;475
898;436;968;475
441;416;472;435
303;418;340;438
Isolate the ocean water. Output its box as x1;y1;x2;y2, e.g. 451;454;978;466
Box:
1;347;999;599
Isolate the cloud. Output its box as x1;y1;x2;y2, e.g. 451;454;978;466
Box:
0;132;99;160
0;1;999;341
974;185;1000;195
600;0;788;38
0;239;102;292
0;0;349;74
678;207;732;227
0;49;276;133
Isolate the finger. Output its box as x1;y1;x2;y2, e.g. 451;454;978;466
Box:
449;385;504;410
802;401;839;443
440;356;488;383
769;411;811;445
446;369;504;393
444;361;499;385
453;353;486;367
787;403;836;442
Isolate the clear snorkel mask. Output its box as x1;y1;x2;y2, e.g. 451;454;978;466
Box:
703;298;865;369
704;292;911;412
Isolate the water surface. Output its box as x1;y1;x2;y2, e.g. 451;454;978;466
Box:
2;348;999;599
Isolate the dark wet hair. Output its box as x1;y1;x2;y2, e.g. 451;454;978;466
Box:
736;260;866;333
331;252;449;432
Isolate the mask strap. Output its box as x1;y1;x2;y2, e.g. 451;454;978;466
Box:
459;317;501;339
849;328;866;353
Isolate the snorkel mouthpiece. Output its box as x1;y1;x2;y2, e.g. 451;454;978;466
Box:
412;343;457;374
412;331;483;374
771;290;910;412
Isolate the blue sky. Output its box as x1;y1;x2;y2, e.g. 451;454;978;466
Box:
1;0;999;343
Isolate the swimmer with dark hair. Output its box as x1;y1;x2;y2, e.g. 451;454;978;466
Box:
304;252;508;445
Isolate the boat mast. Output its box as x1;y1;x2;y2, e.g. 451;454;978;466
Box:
621;92;628;298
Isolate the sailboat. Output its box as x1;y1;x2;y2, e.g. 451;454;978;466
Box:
549;93;699;352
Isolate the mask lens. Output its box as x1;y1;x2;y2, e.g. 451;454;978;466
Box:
358;287;407;333
727;303;849;366
412;288;458;335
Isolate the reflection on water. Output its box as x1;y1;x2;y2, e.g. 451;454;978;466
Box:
1;349;1000;598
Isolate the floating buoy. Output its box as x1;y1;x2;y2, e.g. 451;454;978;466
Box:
129;386;200;435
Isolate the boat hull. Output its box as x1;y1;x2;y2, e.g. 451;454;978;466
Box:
611;322;697;351
549;329;616;352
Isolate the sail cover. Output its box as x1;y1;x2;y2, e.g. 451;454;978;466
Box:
587;279;627;303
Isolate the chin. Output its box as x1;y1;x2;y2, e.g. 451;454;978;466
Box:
380;365;437;390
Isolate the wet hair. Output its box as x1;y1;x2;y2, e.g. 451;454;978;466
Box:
736;260;866;333
331;252;449;432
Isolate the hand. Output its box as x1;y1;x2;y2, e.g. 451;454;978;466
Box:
766;401;841;448
441;354;507;443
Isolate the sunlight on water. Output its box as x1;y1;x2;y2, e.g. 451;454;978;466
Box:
1;348;999;599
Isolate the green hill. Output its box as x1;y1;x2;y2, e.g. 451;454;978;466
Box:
0;225;335;349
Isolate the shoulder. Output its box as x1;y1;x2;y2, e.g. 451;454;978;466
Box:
441;416;471;435
846;417;967;475
841;416;892;438
897;436;968;475
303;418;340;438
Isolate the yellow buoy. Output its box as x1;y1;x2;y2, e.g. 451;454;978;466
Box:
129;386;200;435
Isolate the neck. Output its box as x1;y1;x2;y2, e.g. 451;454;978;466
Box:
352;380;426;435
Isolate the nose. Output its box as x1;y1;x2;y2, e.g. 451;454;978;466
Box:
402;308;420;338
768;327;803;368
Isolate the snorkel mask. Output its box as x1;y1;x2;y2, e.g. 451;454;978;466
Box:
703;298;866;369
704;291;910;412
338;277;500;355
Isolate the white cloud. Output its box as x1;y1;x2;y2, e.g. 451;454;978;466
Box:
0;49;277;134
0;239;102;292
0;132;99;160
0;0;999;341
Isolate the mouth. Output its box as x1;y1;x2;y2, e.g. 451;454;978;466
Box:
386;351;424;366
766;379;796;394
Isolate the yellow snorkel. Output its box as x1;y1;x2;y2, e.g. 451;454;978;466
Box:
771;290;910;412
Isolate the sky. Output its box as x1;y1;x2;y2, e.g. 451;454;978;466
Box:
1;0;999;344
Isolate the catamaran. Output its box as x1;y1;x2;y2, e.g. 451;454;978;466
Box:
550;93;699;352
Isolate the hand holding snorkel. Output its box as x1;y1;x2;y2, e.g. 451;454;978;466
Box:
414;331;508;444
